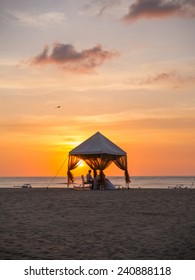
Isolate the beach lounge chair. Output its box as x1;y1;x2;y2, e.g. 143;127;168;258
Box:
81;175;92;189
74;175;92;191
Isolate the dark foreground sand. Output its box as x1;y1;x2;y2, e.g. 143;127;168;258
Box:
0;188;195;259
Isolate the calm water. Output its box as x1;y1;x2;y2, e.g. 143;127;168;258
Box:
0;176;194;189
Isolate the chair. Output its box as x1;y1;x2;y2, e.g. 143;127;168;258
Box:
81;175;92;189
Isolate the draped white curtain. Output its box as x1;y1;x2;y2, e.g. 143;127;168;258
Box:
67;154;130;184
67;156;81;184
114;155;130;183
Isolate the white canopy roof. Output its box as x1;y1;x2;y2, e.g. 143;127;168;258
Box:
69;131;126;156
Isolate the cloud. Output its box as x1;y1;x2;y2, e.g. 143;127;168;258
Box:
140;71;176;84
127;71;195;87
10;11;66;28
73;108;195;132
123;0;195;23
81;0;125;17
30;43;118;73
146;71;195;85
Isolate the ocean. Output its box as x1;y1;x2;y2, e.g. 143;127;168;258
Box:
0;176;194;189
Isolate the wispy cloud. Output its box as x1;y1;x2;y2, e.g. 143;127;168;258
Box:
81;0;126;17
10;11;66;28
126;71;195;87
123;0;195;23
73;107;195;132
29;43;118;73
138;71;177;85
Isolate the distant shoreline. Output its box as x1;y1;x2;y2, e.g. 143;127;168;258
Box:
0;176;194;189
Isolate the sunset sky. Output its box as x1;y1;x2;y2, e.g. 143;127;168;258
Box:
0;0;195;177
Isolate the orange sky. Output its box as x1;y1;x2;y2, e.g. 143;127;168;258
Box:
0;0;195;176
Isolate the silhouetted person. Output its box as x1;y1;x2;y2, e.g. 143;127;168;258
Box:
86;170;93;183
86;170;94;189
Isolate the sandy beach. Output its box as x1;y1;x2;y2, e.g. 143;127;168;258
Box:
0;188;195;260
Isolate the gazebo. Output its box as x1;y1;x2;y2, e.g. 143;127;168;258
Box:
67;132;130;185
